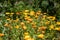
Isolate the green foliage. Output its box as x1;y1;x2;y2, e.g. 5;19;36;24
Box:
0;0;60;20
14;1;25;12
0;37;3;40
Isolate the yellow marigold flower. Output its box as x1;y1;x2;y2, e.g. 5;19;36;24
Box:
52;16;55;20
6;18;10;20
24;13;29;16
37;34;44;39
56;22;60;25
55;27;60;31
25;16;30;18
36;12;40;15
49;25;55;30
43;15;47;18
24;17;28;20
5;12;10;15
27;21;30;24
28;18;33;22
24;16;30;20
42;31;45;34
37;29;40;32
4;23;9;27
30;11;35;16
45;21;50;25
20;22;25;26
26;38;34;40
25;10;29;13
22;26;27;30
31;22;36;25
47;16;53;19
39;26;47;31
24;32;29;36
31;38;34;40
16;12;20;15
15;25;19;29
32;25;36;28
24;35;31;40
37;10;41;13
0;33;4;37
24;15;28;18
36;11;41;15
47;16;55;20
35;15;38;19
16;18;19;21
10;12;14;15
31;22;36;28
44;13;47;14
13;18;19;22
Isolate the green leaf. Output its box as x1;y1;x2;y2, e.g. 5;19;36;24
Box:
0;37;3;40
41;1;49;7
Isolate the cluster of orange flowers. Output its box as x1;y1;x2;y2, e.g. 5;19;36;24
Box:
0;10;60;40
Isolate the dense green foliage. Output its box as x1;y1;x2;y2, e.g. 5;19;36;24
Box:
0;0;60;20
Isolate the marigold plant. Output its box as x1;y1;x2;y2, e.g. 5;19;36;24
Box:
0;10;60;40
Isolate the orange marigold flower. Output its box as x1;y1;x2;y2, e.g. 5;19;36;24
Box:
0;33;4;37
39;26;47;31
16;12;20;15
28;18;33;22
